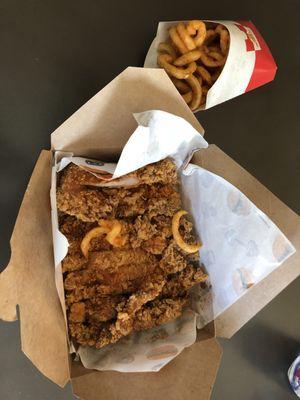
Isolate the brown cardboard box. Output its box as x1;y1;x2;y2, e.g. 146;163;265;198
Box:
0;67;299;399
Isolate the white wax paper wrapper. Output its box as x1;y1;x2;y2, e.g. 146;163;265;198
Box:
181;164;295;325
144;20;277;111
51;110;295;373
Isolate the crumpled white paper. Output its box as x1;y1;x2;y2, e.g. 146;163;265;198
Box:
51;110;295;372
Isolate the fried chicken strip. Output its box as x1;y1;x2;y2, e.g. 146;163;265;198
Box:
60;215;113;272
59;158;177;190
68;297;187;348
69;295;125;323
103;265;207;345
99;297;187;348
65;280;143;305
88;248;156;271
64;261;159;291
59;157;209;350
162;265;208;298
57;162;181;222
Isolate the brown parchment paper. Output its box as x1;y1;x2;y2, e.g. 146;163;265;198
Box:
0;150;70;387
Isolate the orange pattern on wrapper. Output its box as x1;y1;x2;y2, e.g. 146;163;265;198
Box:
232;267;255;296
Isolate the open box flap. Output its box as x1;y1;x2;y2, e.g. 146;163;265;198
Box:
1;63;299;394
71;337;222;400
0;68;206;387
0;150;70;387
51;67;204;157
193;145;300;338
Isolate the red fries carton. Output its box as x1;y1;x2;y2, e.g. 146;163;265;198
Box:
144;20;277;110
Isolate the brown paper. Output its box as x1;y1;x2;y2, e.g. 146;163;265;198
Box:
0;151;70;387
51;67;204;155
1;67;299;399
71;337;222;400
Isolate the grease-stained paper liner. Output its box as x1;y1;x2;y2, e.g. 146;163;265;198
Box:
50;110;294;372
144;20;277;110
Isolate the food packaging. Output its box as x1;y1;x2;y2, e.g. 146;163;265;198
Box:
288;355;300;397
1;67;299;400
53;110;294;373
144;20;277;110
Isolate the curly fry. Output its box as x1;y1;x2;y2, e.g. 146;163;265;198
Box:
182;91;192;104
81;220;126;257
201;53;226;67
204;29;218;45
213;24;230;55
207;45;221;53
215;24;225;35
157;54;196;79
81;226;110;258
185;74;202;111
171;77;190;93
212;68;222;82
202;85;209;95
159;21;229;110
172;210;201;253
177;22;196;51
196;75;203;86
201;45;210;54
186;20;206;47
158;42;177;59
196;65;212;85
169;26;188;54
99;220;126;247
220;29;229;55
200;94;207;106
208;51;224;61
174;49;202;66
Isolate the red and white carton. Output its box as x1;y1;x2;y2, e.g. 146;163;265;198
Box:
144;20;277;110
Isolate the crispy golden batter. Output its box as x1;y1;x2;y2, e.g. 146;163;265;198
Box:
64;262;159;291
161;264;207;298
69;297;187;348
58;158;207;348
69;295;125;323
57;160;179;222
59;158;177;190
133;297;187;331
89;248;155;271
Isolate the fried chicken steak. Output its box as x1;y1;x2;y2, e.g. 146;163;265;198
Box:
57;158;207;348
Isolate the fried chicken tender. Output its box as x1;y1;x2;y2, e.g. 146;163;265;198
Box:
59;158;177;190
60;217;113;272
136;158;178;185
89;248;155;271
69;297;187;348
64;261;159;291
64;247;158;295
69;295;125;323
162;265;208;298
58;157;208;349
57;160;179;222
65;282;140;305
132;297;187;331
